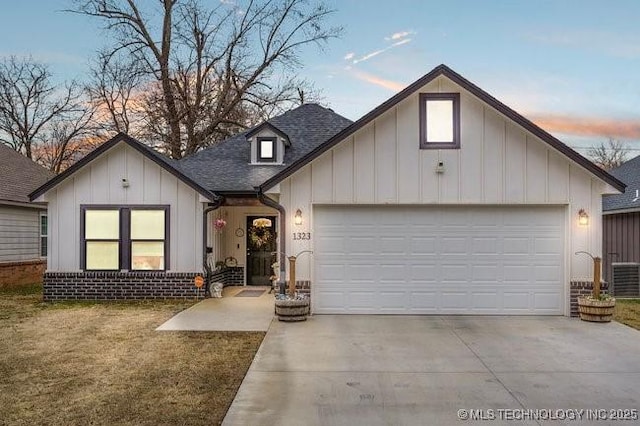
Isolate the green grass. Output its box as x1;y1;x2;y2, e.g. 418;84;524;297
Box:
613;298;640;331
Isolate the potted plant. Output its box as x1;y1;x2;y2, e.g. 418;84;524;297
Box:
576;254;616;322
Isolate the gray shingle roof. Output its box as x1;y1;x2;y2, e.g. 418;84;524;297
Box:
178;103;352;192
0;143;54;204
603;155;640;212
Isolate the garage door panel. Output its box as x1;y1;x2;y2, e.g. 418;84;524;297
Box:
313;206;564;315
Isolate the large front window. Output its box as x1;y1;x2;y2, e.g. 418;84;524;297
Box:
82;206;168;271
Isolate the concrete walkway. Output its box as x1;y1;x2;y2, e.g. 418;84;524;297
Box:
224;315;640;425
156;286;274;331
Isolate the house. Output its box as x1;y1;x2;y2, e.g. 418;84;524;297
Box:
0;144;54;286
30;64;625;316
603;155;640;296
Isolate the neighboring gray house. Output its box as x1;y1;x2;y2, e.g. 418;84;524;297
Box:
603;155;640;295
30;65;625;316
0;143;54;286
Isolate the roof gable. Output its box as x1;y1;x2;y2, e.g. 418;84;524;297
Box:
259;64;625;193
245;122;290;146
29;133;216;201
0;143;54;204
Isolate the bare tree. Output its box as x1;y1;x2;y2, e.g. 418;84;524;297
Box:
588;138;628;170
87;52;146;137
0;56;97;172
72;0;341;158
32;111;98;174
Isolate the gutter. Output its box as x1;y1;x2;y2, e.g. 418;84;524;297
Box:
257;190;287;282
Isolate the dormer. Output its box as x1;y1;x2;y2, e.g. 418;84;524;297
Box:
246;122;290;165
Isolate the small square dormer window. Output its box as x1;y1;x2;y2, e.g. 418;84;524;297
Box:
258;137;277;162
419;93;460;149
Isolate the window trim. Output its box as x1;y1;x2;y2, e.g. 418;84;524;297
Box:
39;212;47;258
80;205;170;272
419;92;460;149
257;137;277;162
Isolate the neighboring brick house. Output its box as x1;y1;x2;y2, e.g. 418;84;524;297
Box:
31;65;625;316
0;144;54;286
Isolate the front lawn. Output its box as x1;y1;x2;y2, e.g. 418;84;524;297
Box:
0;285;264;425
613;298;640;331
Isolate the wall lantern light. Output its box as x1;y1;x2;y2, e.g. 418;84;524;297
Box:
578;209;589;226
294;209;303;226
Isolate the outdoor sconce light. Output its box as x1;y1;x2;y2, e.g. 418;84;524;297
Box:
121;178;130;188
578;209;589;226
294;209;303;226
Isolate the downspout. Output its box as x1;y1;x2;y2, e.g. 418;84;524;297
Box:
257;190;286;285
203;194;225;283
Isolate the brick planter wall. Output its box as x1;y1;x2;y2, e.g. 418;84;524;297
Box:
570;280;609;317
207;266;244;288
43;271;204;301
0;260;46;287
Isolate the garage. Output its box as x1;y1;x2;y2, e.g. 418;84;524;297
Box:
313;205;565;315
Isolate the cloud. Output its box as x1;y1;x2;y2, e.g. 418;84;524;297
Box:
351;39;412;64
353;48;386;64
531;114;640;140
349;69;405;92
346;30;414;65
385;31;414;41
392;39;411;47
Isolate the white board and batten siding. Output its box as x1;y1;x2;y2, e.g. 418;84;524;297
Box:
278;75;609;314
0;206;42;262
43;142;203;273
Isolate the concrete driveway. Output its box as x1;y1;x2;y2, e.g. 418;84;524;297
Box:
223;316;640;425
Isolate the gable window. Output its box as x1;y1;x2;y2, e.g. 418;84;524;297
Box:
419;93;460;149
257;137;276;162
82;206;169;271
39;213;48;257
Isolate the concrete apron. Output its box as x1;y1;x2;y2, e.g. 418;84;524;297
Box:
156;286;274;331
223;315;640;426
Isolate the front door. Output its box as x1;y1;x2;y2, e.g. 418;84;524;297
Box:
246;216;277;285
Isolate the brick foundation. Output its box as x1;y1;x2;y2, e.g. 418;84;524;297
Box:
207;266;244;288
43;271;205;301
0;260;46;287
570;280;609;317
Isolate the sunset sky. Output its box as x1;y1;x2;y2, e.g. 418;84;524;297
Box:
2;0;640;156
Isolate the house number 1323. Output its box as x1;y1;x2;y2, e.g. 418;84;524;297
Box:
293;232;311;240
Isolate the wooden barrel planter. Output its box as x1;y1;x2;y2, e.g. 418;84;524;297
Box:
577;297;616;323
275;298;310;322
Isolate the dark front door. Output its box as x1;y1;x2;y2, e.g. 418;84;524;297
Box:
246;216;277;285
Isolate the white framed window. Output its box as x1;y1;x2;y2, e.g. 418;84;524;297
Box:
257;137;276;162
39;213;47;258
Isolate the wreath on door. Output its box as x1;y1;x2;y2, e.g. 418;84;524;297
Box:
248;225;273;248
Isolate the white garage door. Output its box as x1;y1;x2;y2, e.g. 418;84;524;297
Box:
313;206;564;315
